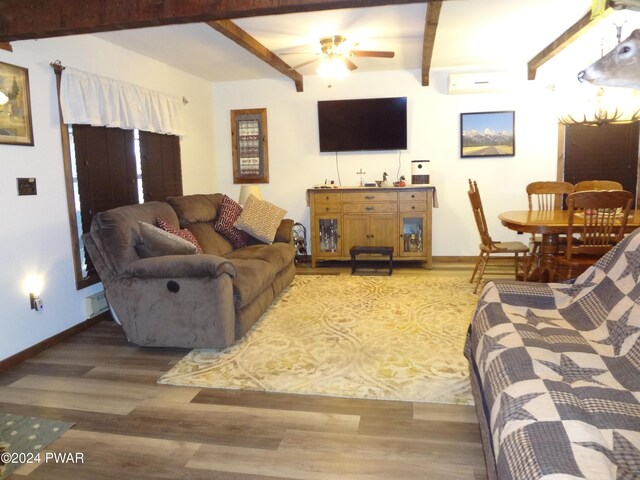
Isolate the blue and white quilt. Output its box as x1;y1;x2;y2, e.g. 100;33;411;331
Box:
466;227;640;479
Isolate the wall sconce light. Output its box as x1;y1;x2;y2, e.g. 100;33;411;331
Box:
24;274;44;311
30;293;43;311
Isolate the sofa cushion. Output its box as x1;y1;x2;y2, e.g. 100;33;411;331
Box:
234;194;287;244
136;221;197;258
226;258;277;309
185;223;234;257
166;193;233;256
214;195;250;249
156;218;203;254
226;242;295;271
166;194;224;225
224;243;295;309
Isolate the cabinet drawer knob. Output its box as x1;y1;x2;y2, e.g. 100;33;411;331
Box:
411;194;415;198
411;206;415;210
365;195;375;199
365;206;374;211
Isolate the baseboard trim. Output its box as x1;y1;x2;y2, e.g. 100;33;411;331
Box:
0;312;110;371
433;256;477;263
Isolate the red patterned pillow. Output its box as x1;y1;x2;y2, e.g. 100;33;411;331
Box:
156;218;203;254
214;195;250;249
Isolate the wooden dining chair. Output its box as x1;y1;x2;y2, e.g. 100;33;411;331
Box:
526;181;575;258
553;190;633;280
468;180;530;293
574;180;623;192
527;181;575;210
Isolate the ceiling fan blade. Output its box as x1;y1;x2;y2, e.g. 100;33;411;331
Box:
279;51;319;56
351;50;395;58
290;58;320;70
344;58;358;71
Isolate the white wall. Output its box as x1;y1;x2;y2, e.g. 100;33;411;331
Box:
0;36;216;360
212;68;562;256
0;36;569;361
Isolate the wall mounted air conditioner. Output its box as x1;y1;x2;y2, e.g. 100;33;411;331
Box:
447;71;511;94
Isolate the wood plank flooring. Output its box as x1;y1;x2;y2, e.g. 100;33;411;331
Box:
0;261;496;479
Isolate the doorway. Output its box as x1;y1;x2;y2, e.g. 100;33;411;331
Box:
560;122;639;206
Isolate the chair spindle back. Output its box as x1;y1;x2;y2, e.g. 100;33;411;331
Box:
526;181;575;211
565;190;633;258
574;180;623;192
468;180;493;248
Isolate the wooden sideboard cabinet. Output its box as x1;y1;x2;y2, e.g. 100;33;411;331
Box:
307;186;437;268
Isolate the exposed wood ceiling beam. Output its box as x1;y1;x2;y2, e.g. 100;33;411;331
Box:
0;42;12;52
207;20;304;92
527;7;613;80
421;1;442;86
0;0;431;43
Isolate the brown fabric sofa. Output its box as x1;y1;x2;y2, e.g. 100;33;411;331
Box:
82;193;296;349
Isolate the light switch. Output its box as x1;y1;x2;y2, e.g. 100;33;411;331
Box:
17;177;37;196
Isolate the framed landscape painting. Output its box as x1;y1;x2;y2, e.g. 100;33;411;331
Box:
0;61;34;146
460;111;514;158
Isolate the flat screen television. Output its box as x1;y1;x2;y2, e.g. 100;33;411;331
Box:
317;97;407;152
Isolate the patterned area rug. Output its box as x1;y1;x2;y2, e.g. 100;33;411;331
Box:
0;413;74;479
160;275;478;404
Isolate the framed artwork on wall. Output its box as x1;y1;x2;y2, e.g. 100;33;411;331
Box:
231;108;269;184
460;111;514;158
0;60;34;146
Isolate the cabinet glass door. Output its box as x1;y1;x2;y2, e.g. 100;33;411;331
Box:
318;217;340;255
400;214;426;257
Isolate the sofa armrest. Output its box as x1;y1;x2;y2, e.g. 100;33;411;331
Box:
125;254;236;279
274;218;294;245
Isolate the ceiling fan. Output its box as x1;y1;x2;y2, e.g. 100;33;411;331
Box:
290;35;395;72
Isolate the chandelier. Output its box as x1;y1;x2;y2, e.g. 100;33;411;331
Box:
316;55;350;80
559;86;640;126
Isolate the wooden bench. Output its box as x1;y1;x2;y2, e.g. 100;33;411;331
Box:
350;246;394;275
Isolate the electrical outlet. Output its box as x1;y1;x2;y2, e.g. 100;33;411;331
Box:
17;177;37;196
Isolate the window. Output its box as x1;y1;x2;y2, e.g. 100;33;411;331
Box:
561;122;639;207
65;124;182;288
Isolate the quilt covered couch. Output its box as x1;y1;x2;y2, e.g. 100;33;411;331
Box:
465;227;640;479
82;193;296;349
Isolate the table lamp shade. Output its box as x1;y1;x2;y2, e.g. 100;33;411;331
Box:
238;185;263;205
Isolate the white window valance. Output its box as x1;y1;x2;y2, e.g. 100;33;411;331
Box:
60;67;185;136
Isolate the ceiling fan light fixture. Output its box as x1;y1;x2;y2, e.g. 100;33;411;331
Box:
316;56;349;80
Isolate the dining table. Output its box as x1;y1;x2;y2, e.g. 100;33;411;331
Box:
499;209;640;282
